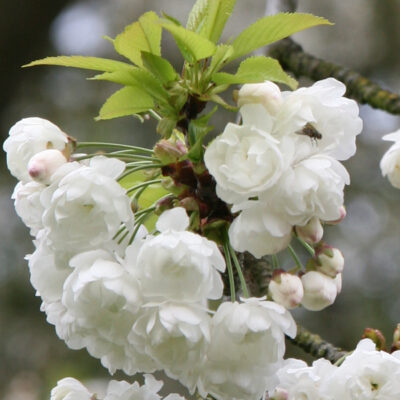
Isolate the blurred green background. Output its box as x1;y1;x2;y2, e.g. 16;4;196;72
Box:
2;0;400;398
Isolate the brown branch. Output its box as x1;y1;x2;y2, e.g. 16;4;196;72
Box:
269;38;400;115
288;324;347;363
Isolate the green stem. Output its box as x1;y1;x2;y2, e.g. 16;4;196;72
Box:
229;244;249;298
76;142;154;154
288;245;304;271
134;206;156;218
223;239;236;302
149;109;162;121
126;179;162;195
118;165;162;181
128;212;152;245
272;254;280;269
113;225;127;241
296;236;316;257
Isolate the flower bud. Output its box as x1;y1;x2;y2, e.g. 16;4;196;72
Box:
270;387;289;400
392;323;400;352
154;139;186;164
301;271;338;311
268;271;304;309
380;130;400;189
316;244;344;278
334;273;342;294
295;217;324;244
237;81;283;115
362;328;387;351
27;149;67;184
325;206;346;225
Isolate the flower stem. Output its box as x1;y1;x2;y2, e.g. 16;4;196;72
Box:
296;236;315;256
288;245;304;271
76;142;154;154
272;254;280;269
223;239;236;302
126;179;162;195
229;244;249;298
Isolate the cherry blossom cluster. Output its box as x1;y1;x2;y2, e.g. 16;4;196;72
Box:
268;339;400;399
3;117;296;400
205;78;363;258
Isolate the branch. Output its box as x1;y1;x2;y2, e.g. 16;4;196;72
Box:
288;324;348;363
270;38;400;115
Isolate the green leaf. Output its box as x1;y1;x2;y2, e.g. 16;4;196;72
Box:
230;13;332;61
24;56;134;72
161;21;217;62
187;106;217;162
92;68;170;104
208;44;234;75
141;52;179;84
201;0;236;43
161;11;182;26
113;11;161;67
213;56;298;89
186;0;208;32
97;87;154;120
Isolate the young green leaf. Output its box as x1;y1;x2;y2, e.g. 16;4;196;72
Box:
213;56;298;89
186;0;208;32
113;11;162;67
201;0;236;43
97;87;154;120
207;44;234;76
161;21;217;62
229;13;332;61
24;56;134;72
92;68;170;104
141;52;179;84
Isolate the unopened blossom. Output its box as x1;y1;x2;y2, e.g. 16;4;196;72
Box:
275;78;363;161
323;339;400;399
301;271;338;311
271;358;337;400
51;378;92;400
3;117;70;182
128;302;211;390
269;272;304;309
198;298;296;400
48;249;144;375
131;208;225;303
12;180;45;236
380;130;400;189
316;245;344;278
295;217;324;245
238;81;283;115
40;157;133;253
204;117;284;204
28;149;67;184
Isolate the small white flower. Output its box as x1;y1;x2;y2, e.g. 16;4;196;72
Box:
322;339;400;399
50;377;92;400
238;81;283;115
128;302;211;390
269;272;304;309
40;157;133;253
28;149;67;184
3;117;70;183
380;130;400;189
316;247;344;278
275;78;363;161
271;357;337;400
204;119;284;204
198;298;296;400
12;180;45;236
130;208;225;303
301;271;338;311
49;249;144;375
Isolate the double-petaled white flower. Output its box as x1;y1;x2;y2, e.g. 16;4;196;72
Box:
40;156;133;253
198;298;296;400
380;130;400;189
3;117;70;183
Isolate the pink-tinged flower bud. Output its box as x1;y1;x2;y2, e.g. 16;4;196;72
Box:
334;273;342;294
238;81;283;115
301;271;338;311
269;271;304;309
295;217;324;244
154;139;186;164
325;206;346;225
391;323;400;352
362;328;387;351
270;387;289;400
27;149;67;184
316;244;344;278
